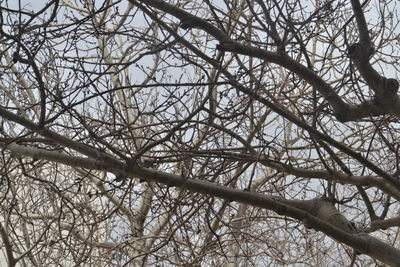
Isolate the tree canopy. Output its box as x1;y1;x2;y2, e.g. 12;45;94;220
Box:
1;0;400;266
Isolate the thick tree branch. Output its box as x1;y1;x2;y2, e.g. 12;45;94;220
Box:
134;0;400;122
348;0;399;107
366;216;400;232
0;223;16;267
133;1;400;191
0;107;121;167
350;0;372;46
131;0;349;116
132;0;230;42
2;1;400;265
5;142;400;266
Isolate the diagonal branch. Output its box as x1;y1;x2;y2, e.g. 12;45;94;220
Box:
348;0;399;103
0;222;16;267
133;0;400;122
133;5;400;189
131;0;349;118
350;0;372;46
4;142;400;266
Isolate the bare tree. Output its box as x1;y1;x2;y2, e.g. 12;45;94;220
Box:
0;0;400;266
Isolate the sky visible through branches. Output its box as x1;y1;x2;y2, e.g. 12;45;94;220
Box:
0;0;400;266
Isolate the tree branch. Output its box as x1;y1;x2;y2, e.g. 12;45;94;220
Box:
5;142;400;266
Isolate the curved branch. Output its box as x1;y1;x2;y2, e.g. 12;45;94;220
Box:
348;0;399;105
5;142;400;266
132;0;400;191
